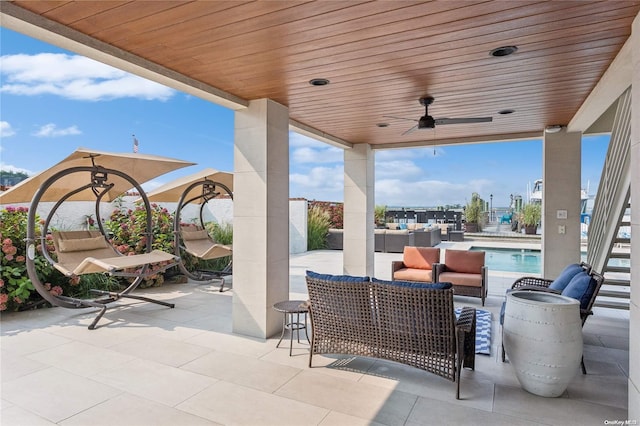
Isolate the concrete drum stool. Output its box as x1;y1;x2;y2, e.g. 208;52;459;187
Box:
273;300;310;355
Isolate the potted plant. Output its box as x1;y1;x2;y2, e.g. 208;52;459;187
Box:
464;193;483;233
521;203;541;234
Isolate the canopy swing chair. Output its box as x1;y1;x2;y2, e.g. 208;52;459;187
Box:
0;147;194;329
147;168;233;291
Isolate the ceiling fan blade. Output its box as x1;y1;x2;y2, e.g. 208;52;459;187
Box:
401;124;419;135
435;117;493;125
382;115;418;122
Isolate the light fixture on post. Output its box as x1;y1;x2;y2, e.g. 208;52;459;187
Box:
545;124;564;133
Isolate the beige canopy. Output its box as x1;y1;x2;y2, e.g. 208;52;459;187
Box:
146;167;233;204
0;147;195;204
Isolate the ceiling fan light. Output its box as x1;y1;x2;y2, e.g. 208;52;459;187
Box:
418;115;435;129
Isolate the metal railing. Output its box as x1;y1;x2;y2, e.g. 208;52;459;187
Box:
587;87;631;274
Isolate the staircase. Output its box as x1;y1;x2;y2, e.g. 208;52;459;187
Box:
586;88;631;311
594;197;631;310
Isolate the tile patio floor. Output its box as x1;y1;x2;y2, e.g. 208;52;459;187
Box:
1;249;630;425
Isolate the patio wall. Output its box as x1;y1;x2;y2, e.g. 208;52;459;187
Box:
1;197;309;254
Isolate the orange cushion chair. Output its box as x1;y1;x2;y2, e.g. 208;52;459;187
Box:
434;249;488;305
391;246;440;283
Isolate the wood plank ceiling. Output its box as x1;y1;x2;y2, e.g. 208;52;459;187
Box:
7;0;640;147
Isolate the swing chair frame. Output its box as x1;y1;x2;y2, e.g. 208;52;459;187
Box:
25;160;180;329
174;179;233;291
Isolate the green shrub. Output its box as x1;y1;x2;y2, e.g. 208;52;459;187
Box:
106;202;175;288
0;206;65;311
307;206;331;250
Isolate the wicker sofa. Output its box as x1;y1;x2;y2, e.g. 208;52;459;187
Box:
305;271;477;399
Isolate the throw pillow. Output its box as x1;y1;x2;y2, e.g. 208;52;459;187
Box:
403;246;440;269
549;263;585;291
561;271;596;310
58;235;108;253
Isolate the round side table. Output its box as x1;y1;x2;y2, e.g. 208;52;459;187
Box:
273;300;310;356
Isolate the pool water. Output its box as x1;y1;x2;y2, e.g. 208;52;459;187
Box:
469;247;630;274
470;247;541;274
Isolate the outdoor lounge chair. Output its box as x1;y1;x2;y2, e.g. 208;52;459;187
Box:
53;230;178;277
180;226;232;260
434;249;488;306
500;262;604;374
391;246;440;282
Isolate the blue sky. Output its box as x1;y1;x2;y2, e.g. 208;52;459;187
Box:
1;28;608;208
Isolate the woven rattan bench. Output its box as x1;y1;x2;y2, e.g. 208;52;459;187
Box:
305;272;476;399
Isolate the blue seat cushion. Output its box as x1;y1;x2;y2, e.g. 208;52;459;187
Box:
549;263;585;291
371;277;452;290
306;270;370;282
561;271;596;310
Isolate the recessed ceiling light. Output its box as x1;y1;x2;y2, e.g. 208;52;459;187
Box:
376;123;389;128
490;46;518;57
309;78;330;86
545;125;564;133
498;109;515;115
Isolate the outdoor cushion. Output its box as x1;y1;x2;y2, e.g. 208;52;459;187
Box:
58;235;108;253
438;272;482;287
372;277;451;290
393;268;433;282
444;249;485;274
549;263;585;291
562;271;596;310
182;229;210;241
399;223;408;230
403;246;440;270
306;270;370;282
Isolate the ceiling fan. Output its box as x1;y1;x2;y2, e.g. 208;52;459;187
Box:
384;96;493;135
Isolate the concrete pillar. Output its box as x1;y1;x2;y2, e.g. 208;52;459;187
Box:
343;144;375;277
542;129;582;278
232;99;289;339
629;11;640;419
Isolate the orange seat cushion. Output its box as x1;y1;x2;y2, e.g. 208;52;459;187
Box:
402;246;440;270
444;249;485;274
393;268;433;282
438;272;482;287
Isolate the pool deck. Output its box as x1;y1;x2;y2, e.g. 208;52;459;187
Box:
1;234;630;426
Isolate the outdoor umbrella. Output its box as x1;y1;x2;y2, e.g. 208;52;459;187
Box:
146;167;233;203
0;147;196;204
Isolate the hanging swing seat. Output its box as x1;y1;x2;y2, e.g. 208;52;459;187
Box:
52;231;179;277
180;227;232;260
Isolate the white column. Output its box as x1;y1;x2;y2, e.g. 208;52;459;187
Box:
343;144;375;277
233;99;289;339
542;129;582;277
629;11;640;419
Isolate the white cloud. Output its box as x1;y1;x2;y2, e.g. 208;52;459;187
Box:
0;53;175;101
33;123;82;137
289;131;344;164
375;178;494;207
0;121;16;137
292;146;343;164
375;160;424;180
290;165;344;201
0;163;34;175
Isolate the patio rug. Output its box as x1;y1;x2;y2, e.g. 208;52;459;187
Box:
455;308;492;355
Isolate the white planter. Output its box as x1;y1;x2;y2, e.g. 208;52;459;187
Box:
503;290;583;397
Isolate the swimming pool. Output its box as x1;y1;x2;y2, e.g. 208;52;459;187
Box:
469;247;630;274
470;247;541;274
